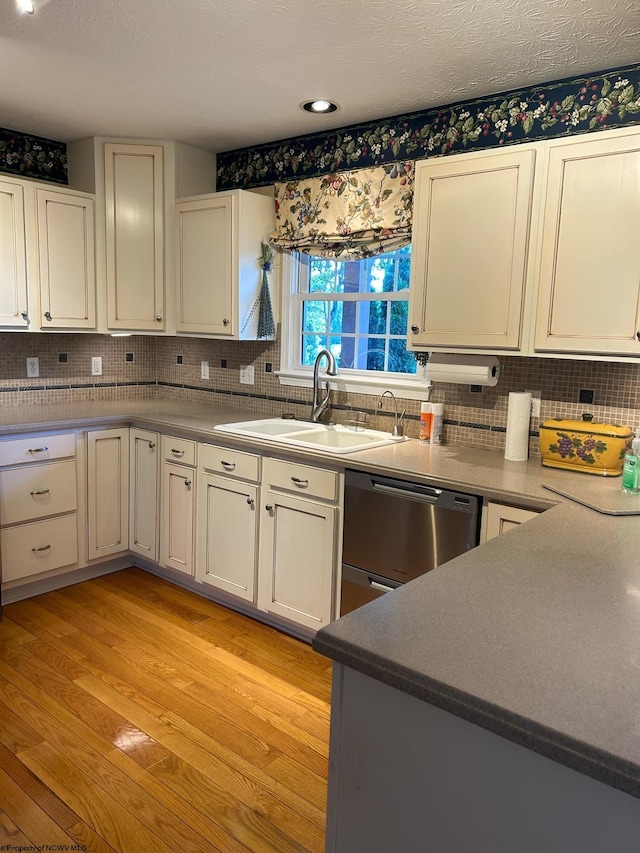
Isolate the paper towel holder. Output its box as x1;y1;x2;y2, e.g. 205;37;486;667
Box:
426;353;501;387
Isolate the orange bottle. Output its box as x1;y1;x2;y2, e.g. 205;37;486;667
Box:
419;402;432;442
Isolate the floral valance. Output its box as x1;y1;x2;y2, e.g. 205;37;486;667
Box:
270;162;414;259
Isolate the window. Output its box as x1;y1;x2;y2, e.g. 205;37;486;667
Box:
280;246;429;396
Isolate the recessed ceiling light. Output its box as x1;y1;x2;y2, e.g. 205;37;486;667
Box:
16;0;35;13
301;100;339;114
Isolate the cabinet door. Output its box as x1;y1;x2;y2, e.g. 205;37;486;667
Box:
87;428;129;560
175;195;234;335
129;428;159;561
0;180;28;327
105;143;165;331
37;189;96;329
196;473;258;601
534;132;640;355
160;462;195;575
409;149;535;350
258;492;336;630
482;502;540;542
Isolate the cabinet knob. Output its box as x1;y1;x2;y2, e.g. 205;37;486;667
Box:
247;497;255;507
44;311;52;321
155;315;163;323
265;504;273;512
21;311;28;321
223;318;230;326
411;324;419;334
148;441;156;450
184;479;192;489
637;331;640;342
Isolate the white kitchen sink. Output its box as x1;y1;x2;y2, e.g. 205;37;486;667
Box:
213;418;407;454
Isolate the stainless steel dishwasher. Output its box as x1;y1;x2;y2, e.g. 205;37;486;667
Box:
341;470;480;616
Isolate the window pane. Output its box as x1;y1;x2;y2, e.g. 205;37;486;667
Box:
301;334;327;365
366;338;386;371
390;300;409;334
368;301;387;335
303;301;329;334
397;255;411;291
389;339;417;374
309;259;345;293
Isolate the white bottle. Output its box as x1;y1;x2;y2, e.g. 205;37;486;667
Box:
431;403;444;445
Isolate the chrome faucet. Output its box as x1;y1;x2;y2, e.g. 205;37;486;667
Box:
378;390;405;437
310;349;338;422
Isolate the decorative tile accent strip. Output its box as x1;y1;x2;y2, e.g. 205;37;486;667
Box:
0;126;67;184
217;63;640;190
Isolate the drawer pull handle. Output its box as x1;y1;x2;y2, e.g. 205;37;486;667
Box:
32;545;51;553
291;476;309;487
44;311;52;321
171;449;185;457
30;489;50;496
223;318;230;326
247;497;255;508
28;447;48;454
411;324;420;334
21;311;28;321
221;460;236;471
184;479;192;488
148;442;156;450
265;504;273;512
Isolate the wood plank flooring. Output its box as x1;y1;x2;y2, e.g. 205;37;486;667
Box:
0;568;332;852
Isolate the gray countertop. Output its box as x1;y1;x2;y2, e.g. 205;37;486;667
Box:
3;400;640;797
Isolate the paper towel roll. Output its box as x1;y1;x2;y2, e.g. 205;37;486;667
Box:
427;354;500;386
504;392;532;462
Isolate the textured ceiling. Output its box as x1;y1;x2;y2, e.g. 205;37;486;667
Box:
0;0;639;152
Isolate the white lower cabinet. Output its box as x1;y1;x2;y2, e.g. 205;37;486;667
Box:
257;458;339;631
87;428;129;560
0;432;79;583
196;443;260;601
481;501;540;542
160;436;196;575
129;428;159;561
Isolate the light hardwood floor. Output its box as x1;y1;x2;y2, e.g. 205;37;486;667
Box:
0;568;332;852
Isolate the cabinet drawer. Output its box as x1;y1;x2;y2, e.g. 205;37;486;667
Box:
265;458;339;502
161;435;196;467
0;433;75;467
1;514;78;582
0;459;77;526
200;444;260;482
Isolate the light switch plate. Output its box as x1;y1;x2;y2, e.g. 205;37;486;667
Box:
201;360;210;380
26;357;39;378
240;364;255;385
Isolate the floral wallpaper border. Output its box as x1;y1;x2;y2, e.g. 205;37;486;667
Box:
0;126;67;184
216;63;640;190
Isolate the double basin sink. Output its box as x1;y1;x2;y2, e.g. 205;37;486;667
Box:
214;418;408;454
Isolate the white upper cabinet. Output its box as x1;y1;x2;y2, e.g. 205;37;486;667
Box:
0;179;28;328
534;128;640;356
409;147;536;351
36;188;96;329
104;143;165;331
175;189;275;339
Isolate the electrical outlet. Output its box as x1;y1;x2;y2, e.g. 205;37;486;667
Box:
201;360;210;380
525;389;542;418
125;352;134;363
239;364;255;385
578;388;595;405
26;357;39;378
91;356;102;376
58;353;68;363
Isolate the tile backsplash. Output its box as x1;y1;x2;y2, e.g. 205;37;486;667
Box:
2;331;640;456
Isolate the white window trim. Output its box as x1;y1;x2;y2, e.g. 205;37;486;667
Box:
277;251;433;401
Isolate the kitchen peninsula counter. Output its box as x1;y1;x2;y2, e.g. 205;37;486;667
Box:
3;399;640;821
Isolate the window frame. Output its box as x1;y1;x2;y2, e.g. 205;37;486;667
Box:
277;250;432;400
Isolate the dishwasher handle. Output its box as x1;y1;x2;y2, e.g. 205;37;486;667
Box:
372;480;443;504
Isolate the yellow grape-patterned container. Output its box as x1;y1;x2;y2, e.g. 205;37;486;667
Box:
540;414;633;476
